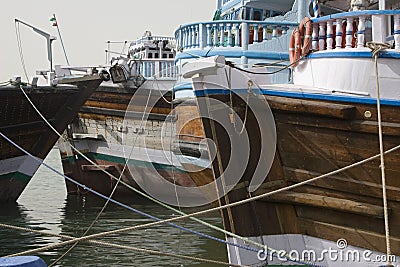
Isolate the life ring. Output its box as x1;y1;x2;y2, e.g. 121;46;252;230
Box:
289;17;313;66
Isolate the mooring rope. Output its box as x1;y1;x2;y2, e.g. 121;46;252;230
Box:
0;131;271;258
0;223;246;267
367;41;393;266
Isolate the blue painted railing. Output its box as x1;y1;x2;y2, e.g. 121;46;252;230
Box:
175;20;298;51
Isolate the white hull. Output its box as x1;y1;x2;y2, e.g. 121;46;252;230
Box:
293;50;400;100
0;155;42;178
227;234;400;266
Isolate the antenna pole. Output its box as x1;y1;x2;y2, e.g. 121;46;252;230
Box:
52;14;70;65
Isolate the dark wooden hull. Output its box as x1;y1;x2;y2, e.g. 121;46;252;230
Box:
195;91;400;258
59;84;199;199
0;78;102;202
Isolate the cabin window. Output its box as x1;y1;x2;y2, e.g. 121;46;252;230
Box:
155;53;159;58
169;54;173;58
148;53;153;59
162;54;167;58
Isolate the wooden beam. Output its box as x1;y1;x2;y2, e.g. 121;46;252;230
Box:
259;191;387;218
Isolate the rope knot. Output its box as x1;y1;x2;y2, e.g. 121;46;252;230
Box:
366;42;391;58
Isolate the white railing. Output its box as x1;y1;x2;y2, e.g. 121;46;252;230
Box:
134;59;176;79
130;36;175;47
310;10;400;51
175;20;298;50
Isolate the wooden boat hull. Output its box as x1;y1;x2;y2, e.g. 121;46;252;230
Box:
193;86;400;265
58;83;204;202
0;78;102;202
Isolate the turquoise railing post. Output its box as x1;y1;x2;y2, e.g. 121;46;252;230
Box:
213;23;219;47
263;25;268;41
206;24;212;48
219;23;225;47
200;23;206;50
227;24;232;47
234;23;240;47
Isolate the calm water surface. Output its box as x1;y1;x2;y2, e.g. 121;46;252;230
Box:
0;149;227;266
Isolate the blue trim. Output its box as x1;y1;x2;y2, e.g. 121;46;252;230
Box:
394;30;400;35
174;20;298;37
173;82;193;92
306;50;400;59
175;49;289;63
194;88;400;107
312;10;400;24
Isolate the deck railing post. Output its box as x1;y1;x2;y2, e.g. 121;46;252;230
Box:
185;28;189;49
154;61;159;77
234;23;240;47
206;24;212;48
220;23;225;47
254;24;259;43
263;25;268;41
241;22;249;66
326;20;334;50
335;19;343;49
312;23;319;50
319;22;326;51
194;24;199;48
199;23;206;50
357;16;366;48
345;18;354;48
272;26;277;38
227;24;232;47
213;24;219;47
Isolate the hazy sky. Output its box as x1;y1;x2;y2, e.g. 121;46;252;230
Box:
0;0;216;82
